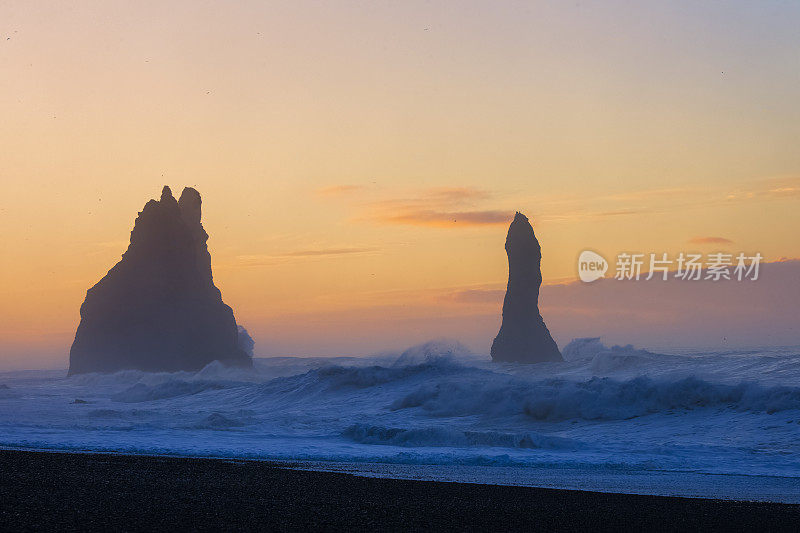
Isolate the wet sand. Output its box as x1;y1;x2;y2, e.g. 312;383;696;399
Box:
1;449;798;531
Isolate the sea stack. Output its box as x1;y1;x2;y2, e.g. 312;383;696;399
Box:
491;212;562;363
68;186;252;375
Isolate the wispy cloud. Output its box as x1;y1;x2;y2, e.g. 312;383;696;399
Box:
284;247;379;257
417;187;491;203
320;181;713;229
769;187;800;196
320;175;800;231
726;176;800;201
234;246;379;267
356;186;512;228
330;183;652;228
364;187;490;210
538;208;643;223
442;288;505;304
593;209;642;217
602;187;695;202
376;209;512;227
316;184;368;196
688;236;733;245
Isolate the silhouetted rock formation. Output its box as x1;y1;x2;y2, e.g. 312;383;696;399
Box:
68;186;252;375
491;212;562;363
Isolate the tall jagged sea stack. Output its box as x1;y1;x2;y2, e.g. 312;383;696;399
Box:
68;186;252;374
491;212;562;363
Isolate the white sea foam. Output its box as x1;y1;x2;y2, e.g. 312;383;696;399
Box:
1;340;800;501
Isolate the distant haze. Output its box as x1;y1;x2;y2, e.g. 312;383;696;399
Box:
3;258;798;371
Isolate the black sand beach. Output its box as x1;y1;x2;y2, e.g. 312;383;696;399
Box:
1;450;798;531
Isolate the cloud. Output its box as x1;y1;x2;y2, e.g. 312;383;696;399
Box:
768;186;800;196
284;247;379;257
503;186;712;224
593;209;642;217
539;208;643;223
726;176;800;201
442;288;506;303
688;236;734;245
603;188;695;202
351;186;513;228
365;187;491;210
322;182;720;229
321;177;799;230
234;246;379;267
419;187;491;203
317;184;368;196
376;209;513;227
239;259;800;357
322;177;800;232
525;177;800;223
537;259;800;347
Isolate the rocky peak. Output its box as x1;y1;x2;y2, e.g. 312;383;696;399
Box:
491;212;561;363
68;186;252;374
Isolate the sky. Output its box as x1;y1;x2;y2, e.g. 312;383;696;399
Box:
1;1;799;369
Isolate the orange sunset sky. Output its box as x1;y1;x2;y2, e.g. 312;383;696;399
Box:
2;1;799;369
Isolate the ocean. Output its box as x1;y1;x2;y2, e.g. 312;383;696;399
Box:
2;339;799;502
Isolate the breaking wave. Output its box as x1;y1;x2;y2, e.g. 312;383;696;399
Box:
3;339;800;489
113;380;239;402
78;340;800;422
342;424;581;450
392;375;800;421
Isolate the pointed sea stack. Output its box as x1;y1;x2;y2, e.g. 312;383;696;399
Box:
68;186;252;375
491;212;562;363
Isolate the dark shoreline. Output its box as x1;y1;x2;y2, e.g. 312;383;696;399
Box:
1;449;798;532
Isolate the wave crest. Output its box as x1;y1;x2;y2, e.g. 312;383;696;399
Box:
113;381;233;402
342;424;580;450
391;375;800;421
